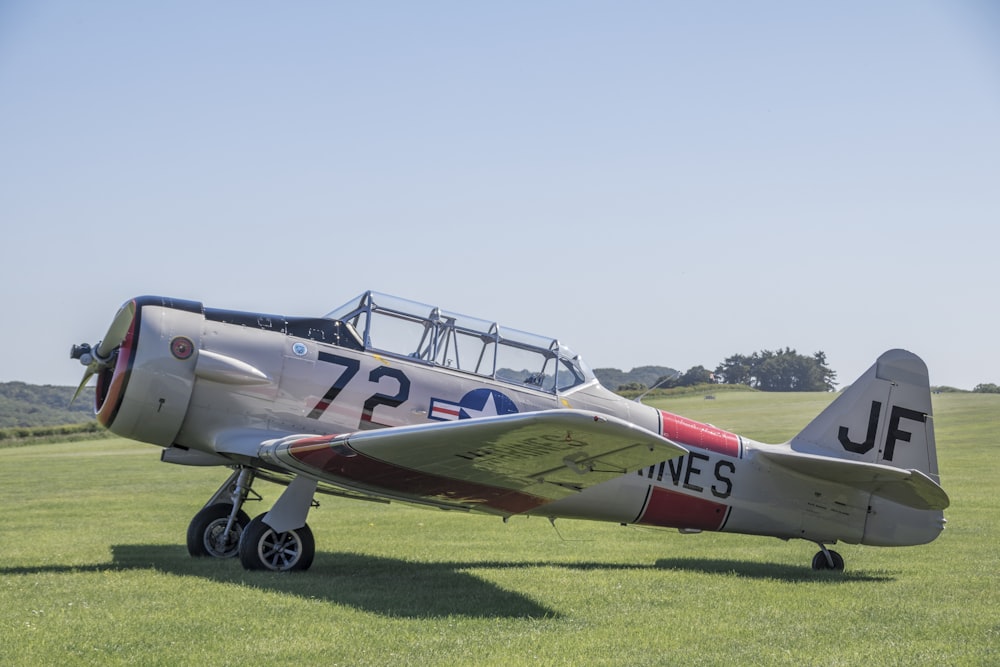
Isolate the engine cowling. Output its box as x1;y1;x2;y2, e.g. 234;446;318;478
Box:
94;296;204;447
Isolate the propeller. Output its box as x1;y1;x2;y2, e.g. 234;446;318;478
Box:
70;300;136;404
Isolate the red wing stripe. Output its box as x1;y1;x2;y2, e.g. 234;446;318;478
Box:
285;438;549;514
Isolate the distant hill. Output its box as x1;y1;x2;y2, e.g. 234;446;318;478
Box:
0;382;97;428
594;365;678;391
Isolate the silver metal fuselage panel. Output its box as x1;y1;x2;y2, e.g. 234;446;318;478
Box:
98;298;943;548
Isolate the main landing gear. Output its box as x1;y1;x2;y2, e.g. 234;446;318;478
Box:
239;515;315;571
811;543;845;571
185;467;318;572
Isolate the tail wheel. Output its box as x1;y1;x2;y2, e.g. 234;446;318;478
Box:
187;503;251;559
238;514;315;572
811;549;845;571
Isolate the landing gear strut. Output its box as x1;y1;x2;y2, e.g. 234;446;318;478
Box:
811;543;845;571
187;503;250;558
187;468;257;558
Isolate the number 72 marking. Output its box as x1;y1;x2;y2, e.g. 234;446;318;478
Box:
307;352;411;429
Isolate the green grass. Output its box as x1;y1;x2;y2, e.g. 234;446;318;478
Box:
1;393;997;665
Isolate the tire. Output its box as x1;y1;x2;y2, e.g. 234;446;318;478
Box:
187;503;251;558
238;514;315;572
811;549;845;571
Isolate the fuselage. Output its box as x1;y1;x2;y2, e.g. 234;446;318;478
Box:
89;294;944;550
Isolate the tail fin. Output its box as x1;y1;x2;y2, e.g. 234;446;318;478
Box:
758;350;948;545
789;349;940;479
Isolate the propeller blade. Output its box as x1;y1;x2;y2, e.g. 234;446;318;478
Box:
70;369;95;405
95;301;136;359
70;299;136;407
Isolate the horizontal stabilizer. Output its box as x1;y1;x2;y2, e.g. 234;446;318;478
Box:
756;446;950;510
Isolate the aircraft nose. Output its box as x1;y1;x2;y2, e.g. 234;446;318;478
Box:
70;299;137;406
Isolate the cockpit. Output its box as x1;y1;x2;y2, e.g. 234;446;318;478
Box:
326;291;596;394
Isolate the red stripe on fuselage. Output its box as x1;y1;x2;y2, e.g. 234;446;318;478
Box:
637;486;729;531
286;438;549;515
658;410;740;457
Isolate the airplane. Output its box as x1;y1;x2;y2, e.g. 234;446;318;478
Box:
70;291;949;573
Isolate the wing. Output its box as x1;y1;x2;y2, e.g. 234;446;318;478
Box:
244;410;687;514
755;446;949;510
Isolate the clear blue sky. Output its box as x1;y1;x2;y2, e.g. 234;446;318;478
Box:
2;2;998;390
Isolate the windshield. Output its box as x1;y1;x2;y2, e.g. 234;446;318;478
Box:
326;291;595;393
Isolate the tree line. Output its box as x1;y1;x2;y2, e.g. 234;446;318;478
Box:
621;348;838;393
710;348;837;392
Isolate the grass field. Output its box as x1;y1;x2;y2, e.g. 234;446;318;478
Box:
1;392;997;665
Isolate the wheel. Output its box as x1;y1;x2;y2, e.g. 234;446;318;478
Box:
811;549;845;571
238;514;315;572
187;503;251;558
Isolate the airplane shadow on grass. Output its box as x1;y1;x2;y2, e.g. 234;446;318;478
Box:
0;546;894;619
